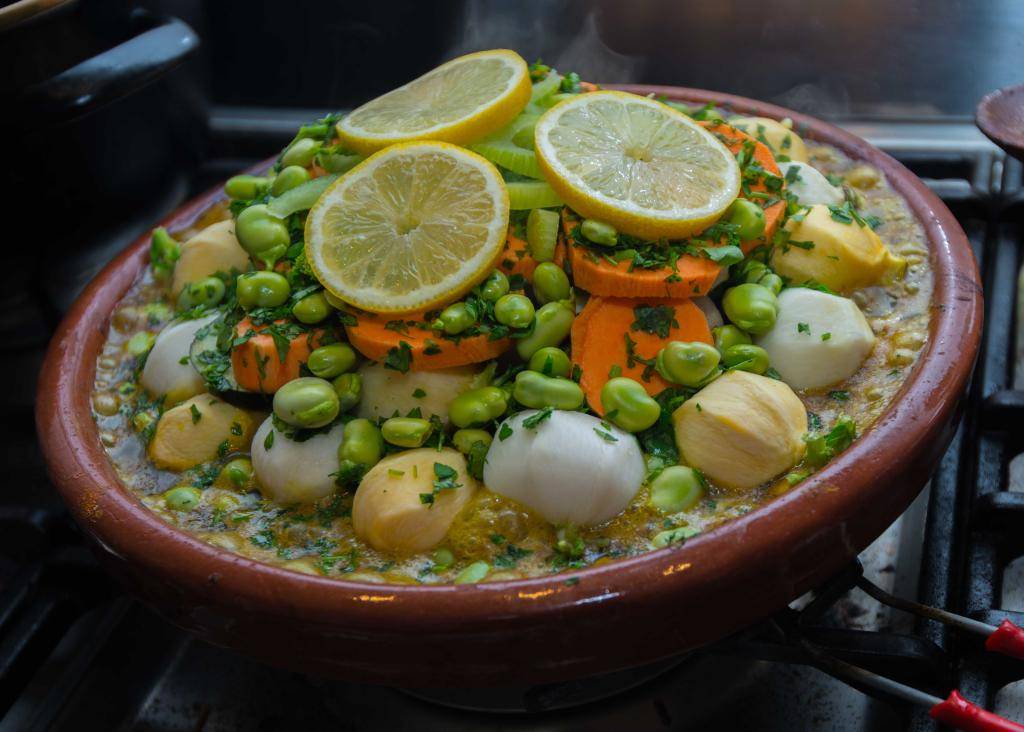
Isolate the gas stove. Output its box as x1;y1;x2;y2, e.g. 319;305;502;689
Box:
1;115;1020;730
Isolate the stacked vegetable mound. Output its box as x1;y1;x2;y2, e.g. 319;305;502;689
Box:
131;49;907;581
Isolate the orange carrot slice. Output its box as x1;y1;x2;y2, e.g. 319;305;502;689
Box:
498;233;540;280
232;318;326;394
571;296;712;414
345;311;510;370
563;123;785;298
701;121;785;253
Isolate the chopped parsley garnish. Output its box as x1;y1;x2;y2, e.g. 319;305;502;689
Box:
821;332;832;341
419;462;462;506
624;333;658;381
498;423;514;441
494;543;532;568
412;388;426;398
189;404;202;424
522;407;553;429
631;304;679;339
263;430;275;450
466;439;488;480
423;339;442;356
383;340;413;373
828;390;851;402
804;415;857;468
797;322;810;334
594;427;618;443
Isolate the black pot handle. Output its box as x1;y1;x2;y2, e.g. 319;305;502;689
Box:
14;12;199;126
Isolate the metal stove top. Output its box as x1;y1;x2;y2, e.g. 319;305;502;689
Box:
3;115;1023;730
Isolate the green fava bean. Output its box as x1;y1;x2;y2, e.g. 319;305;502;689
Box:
235;204;290;262
218;457;254;490
332;372;362;412
432;547;455;570
454;560;490;584
164;485;201;512
308;344;357;379
479;270;509;302
177;276;226;311
532;262;571;304
150;227;180;280
448;386;508;429
236;271;291;310
271;165;311;196
381;417;433;448
724;198;766;240
224;174;269;200
648;466;705;513
280;137;320;168
273;377;340;428
516;301;574;360
600;377;660;432
494;294;535;328
434;302;476;335
338;418;383;469
655;341;721;387
528;346;571;378
580;218;618;246
759;272;784;295
712;325;752;352
292;291;332;324
722;343;771;375
453;428;493;454
722;283;778;335
513;370;584;410
652;526;698;548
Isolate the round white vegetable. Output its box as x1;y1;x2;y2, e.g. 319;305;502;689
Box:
756;287;876;391
483;410;645;526
777;161;843;207
251;417;344;504
357;363;477;423
140;314;217;405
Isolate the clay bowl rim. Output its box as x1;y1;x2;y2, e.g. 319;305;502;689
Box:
37;84;982;636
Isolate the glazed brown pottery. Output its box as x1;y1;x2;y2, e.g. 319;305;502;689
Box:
36;86;983;687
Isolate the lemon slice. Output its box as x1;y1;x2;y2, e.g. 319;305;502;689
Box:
305;142;509;314
535;90;741;240
336;49;531;155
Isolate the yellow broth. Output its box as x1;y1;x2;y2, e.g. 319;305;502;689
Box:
92;144;933;584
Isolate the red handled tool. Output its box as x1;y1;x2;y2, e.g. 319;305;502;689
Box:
856;576;1024;662
794;632;1024;732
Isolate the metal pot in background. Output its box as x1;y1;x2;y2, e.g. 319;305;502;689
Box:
0;0;202;412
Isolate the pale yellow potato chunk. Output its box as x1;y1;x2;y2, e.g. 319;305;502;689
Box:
729;116;808;162
673;371;807;491
149;395;257;471
353;448;477;554
171;220;250;295
772;204;905;293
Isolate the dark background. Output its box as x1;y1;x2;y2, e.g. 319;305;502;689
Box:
174;0;1024;118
